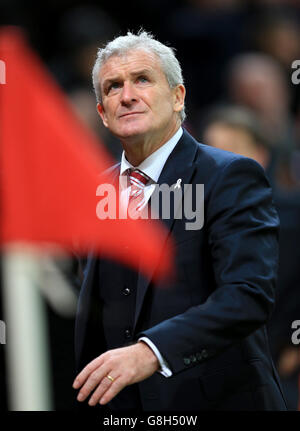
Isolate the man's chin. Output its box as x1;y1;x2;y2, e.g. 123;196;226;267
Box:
114;126;148;141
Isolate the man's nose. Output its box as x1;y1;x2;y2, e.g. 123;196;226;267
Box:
120;82;137;105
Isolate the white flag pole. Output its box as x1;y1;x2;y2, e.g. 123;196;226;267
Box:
2;248;53;411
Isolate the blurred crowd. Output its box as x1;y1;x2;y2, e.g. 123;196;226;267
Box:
1;0;300;410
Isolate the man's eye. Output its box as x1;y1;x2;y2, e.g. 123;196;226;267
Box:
137;76;148;83
108;82;121;93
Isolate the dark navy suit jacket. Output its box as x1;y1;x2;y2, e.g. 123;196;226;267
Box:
75;129;287;410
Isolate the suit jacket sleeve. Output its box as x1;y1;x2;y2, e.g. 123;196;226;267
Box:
138;157;280;374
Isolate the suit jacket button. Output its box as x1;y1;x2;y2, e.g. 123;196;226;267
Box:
201;349;208;358
190;354;197;363
124;329;132;339
183;357;191;366
122;287;131;296
196;352;202;361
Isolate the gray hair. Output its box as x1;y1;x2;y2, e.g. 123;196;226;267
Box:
92;30;186;122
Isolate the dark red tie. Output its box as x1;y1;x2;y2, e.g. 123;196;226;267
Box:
127;169;150;216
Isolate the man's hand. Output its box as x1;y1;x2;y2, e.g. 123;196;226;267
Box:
72;341;160;406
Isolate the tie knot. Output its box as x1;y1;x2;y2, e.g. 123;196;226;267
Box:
128;169;150;188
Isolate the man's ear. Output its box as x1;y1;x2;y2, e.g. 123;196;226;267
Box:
97;103;108;128
173;84;186;114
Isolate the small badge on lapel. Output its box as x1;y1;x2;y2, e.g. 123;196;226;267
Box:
174;178;182;189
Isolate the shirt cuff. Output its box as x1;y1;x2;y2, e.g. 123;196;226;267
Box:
138;336;173;377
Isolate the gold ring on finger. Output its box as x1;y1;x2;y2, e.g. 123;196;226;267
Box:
106;374;114;382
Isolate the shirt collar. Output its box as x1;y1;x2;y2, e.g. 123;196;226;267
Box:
120;127;183;182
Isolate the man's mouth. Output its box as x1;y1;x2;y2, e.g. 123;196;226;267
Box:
119;112;144;118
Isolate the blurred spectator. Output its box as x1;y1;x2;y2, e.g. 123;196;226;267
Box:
226;54;293;149
201;105;271;169
254;12;300;71
249;7;300;116
200;104;300;410
226;53;300;191
248;7;300;159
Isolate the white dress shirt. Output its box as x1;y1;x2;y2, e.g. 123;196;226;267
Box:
119;126;183;377
120;127;183;206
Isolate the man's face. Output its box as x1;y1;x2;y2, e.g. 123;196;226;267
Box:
96;50;184;143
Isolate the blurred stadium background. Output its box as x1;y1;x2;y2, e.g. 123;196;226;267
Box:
0;0;300;411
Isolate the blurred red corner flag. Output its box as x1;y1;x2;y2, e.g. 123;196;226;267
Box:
0;27;172;278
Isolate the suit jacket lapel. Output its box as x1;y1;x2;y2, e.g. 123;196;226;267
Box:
134;129;200;329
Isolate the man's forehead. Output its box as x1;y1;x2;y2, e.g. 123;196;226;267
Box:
99;50;162;79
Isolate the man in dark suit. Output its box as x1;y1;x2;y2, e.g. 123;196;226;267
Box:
73;31;287;410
